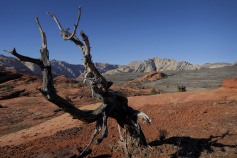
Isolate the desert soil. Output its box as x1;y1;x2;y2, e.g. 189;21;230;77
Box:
0;72;237;157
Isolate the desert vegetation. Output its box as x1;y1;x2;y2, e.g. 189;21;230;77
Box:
150;88;157;95
177;84;186;92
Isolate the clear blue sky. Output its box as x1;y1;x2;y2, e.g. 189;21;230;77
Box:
1;0;237;65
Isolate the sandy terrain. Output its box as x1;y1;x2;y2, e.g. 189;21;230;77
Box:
0;72;237;157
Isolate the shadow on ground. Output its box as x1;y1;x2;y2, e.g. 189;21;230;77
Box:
149;131;236;158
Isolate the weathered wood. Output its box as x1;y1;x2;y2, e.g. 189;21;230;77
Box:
48;8;151;157
48;10;111;103
4;18;105;124
5;8;151;157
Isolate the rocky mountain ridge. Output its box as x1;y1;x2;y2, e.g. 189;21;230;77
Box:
105;57;234;74
128;57;200;72
0;54;234;77
0;54;119;78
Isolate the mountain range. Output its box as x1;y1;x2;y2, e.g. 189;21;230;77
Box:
0;54;234;78
0;54;120;78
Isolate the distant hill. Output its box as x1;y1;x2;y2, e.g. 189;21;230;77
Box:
0;54;234;77
128;57;201;72
0;54;119;78
201;63;232;69
105;57;201;74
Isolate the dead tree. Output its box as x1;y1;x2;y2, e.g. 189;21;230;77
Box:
4;7;151;157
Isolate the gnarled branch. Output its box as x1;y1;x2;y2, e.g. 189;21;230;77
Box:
49;8;151;157
5;7;151;158
4;48;43;68
47;7;83;42
5;17;106;124
48;9;111;105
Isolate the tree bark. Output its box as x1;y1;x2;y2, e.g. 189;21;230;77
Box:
5;8;151;157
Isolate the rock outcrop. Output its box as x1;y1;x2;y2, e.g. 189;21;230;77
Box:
106;57;201;74
127;57;200;72
128;71;167;83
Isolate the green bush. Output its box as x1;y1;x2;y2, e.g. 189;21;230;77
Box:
5;85;14;92
150;88;157;95
177;85;186;92
19;91;30;97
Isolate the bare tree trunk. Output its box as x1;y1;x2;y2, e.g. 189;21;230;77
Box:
5;7;151;157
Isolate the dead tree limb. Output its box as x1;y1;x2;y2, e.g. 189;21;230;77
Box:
48;9;111;104
5;7;151;157
48;8;151;157
4;18;105;124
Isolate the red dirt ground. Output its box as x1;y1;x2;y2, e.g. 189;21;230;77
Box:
0;74;237;157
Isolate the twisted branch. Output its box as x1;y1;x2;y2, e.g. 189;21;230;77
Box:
48;9;112;104
5;7;151;157
4;48;43;68
4;18;106;124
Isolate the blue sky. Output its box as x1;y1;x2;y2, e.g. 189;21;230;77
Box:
1;0;237;65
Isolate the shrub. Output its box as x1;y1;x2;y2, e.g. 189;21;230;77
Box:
19;91;30;97
150;88;157;95
156;89;163;94
177;85;186;92
78;83;83;88
5;85;14;92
